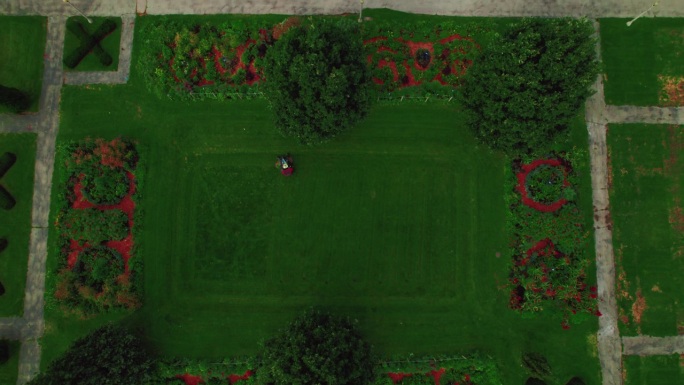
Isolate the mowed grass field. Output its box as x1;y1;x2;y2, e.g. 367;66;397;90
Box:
623;355;684;385
0;16;47;113
40;13;600;385
600;18;684;106
608;124;684;336
0;133;36;317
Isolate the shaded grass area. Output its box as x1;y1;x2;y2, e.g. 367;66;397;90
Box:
0;340;21;384
623;354;684;385
0;16;47;113
600;18;684;106
608;124;684;336
63;17;122;72
41;12;600;385
0;133;37;317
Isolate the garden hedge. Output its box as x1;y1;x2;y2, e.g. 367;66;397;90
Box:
63;19;117;69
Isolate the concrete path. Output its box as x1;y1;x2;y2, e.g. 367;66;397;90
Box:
2;0;684;17
1;2;684;385
585;20;623;385
623;335;684;355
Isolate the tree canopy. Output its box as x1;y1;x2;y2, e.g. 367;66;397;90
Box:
264;19;372;144
259;308;374;385
28;324;155;385
460;18;598;156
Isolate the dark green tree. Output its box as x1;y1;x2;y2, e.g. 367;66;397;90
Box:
0;340;9;365
264;18;372;144
259;308;374;385
459;18;598;155
0;85;31;113
28;324;156;385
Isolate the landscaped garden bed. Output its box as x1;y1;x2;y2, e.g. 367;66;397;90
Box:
505;153;598;328
52;138;143;316
138;15;499;101
63;17;122;71
0;133;37;317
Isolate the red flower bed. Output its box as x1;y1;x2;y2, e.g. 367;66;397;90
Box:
54;138;142;315
176;370;254;385
515;159;570;212
67;171;136;272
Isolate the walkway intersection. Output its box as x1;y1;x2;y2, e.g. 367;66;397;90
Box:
1;1;683;384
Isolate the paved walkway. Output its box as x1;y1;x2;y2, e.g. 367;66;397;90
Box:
3;0;684;17
623;335;684;355
2;2;684;385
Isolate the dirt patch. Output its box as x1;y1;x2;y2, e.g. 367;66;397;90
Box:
658;75;684;106
669;206;684;233
631;289;647;333
651;284;662;293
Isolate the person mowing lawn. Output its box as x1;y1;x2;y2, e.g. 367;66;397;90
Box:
275;154;294;176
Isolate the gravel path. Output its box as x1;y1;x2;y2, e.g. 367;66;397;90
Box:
2;2;684;385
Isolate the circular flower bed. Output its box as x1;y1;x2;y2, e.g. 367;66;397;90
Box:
72;246;124;292
81;166;129;205
516;159;571;212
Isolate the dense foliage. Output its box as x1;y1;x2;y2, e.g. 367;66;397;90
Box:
0;340;8;364
53;138;142;316
0;85;30;113
460;18;598;155
61;208;129;245
28;324;155;385
259;308;374;385
264;19;372;144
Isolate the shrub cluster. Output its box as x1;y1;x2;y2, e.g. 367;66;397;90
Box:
460;18;598;156
63;18;117;69
505;153;597;328
53;138;142;316
0;85;30;113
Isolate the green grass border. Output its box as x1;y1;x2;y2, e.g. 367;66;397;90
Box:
0;16;47;113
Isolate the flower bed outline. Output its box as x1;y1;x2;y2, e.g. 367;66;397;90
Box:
54;138;142;314
515;158;570;213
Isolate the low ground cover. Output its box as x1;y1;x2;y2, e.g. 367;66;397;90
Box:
51;138;143;317
40;11;600;385
63;17;122;71
622;354;684;385
0;133;37;317
600;18;684;106
608;124;684;336
0;16;47;113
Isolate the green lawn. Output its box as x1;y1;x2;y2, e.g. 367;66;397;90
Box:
600;18;684;106
608;124;684;336
40;12;600;385
623;355;684;385
0;16;47;113
63;17;122;71
0;340;21;384
0;133;36;317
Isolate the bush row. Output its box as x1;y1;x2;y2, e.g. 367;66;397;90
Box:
0;85;30;113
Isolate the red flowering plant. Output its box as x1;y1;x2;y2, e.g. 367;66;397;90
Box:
53;137;143;317
505;154;597;327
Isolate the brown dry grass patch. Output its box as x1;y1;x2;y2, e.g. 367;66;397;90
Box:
659;75;684;106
